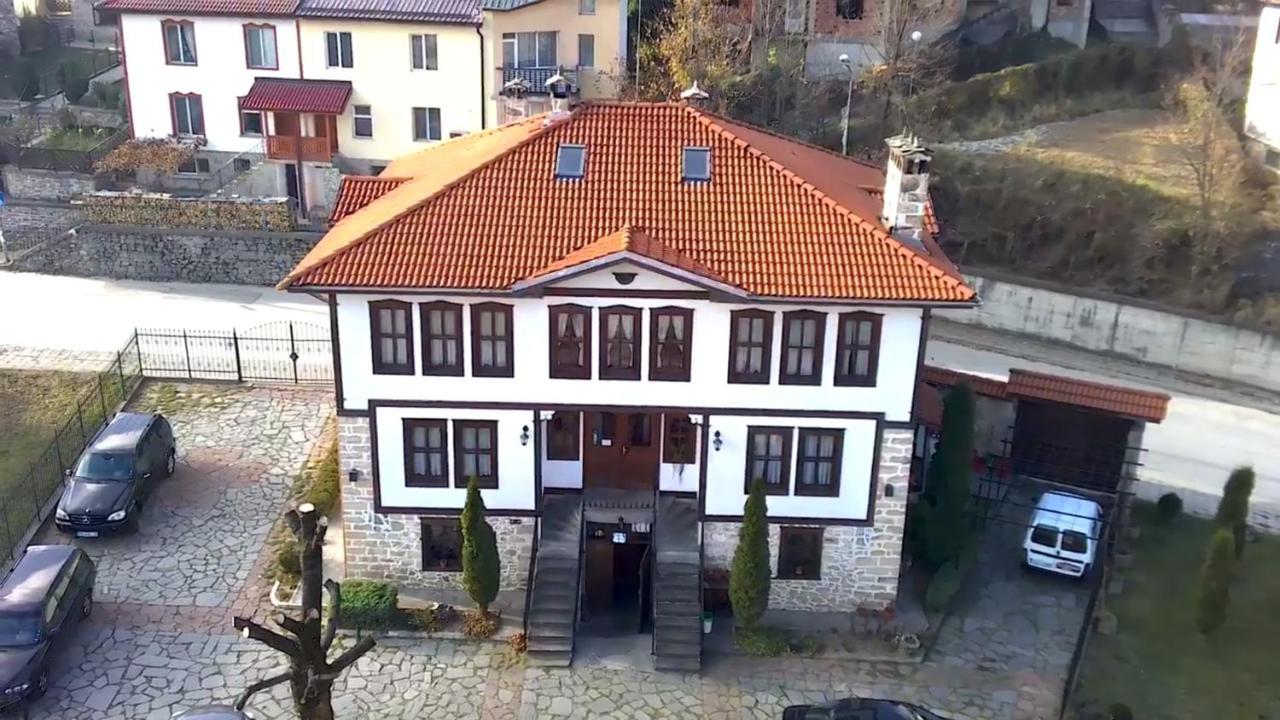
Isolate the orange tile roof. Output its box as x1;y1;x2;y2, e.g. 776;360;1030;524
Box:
520;225;733;289
329;176;408;223
921;364;1010;399
282;103;975;302
1007;370;1170;423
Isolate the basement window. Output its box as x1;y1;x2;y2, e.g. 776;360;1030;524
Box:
682;147;711;182
555;144;587;179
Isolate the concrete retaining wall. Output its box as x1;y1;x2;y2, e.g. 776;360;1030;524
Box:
1;165;97;201
937;270;1280;393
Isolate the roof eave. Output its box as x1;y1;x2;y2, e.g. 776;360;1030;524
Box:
509;252;750;299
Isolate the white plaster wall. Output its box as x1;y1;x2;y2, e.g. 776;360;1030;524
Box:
702;416;879;520
373;405;536;512
335;291;923;420
1245;6;1280;152
121;13;300;152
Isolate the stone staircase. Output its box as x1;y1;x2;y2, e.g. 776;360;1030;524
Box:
652;495;702;672
525;493;583;667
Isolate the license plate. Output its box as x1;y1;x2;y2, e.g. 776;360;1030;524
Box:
1056;561;1077;571
75;531;99;538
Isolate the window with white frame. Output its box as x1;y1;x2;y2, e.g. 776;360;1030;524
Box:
169;93;204;136
244;24;277;69
353;104;373;138
163;20;197;65
412;107;442;141
410;33;438;70
325;31;353;68
502;31;556;68
579;0;595;13
578;33;594;68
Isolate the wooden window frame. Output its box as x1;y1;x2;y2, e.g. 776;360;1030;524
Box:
470;303;514;378
420;518;463;572
403;419;449;488
548;304;591;380
162;19;197;66
794;428;843;497
369;299;414;375
727;309;773;384
662;413;695;464
649;306;693;382
833;311;882;387
242;23;278;70
453;420;499;489
598;305;642;381
168;92;204;137
779;310;826;386
546;411;579;461
744;426;792;495
777;527;823;580
419;301;464;377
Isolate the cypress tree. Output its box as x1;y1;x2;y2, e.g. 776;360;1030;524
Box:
1213;466;1254;559
730;478;771;630
461;476;500;615
915;381;976;568
1195;527;1235;635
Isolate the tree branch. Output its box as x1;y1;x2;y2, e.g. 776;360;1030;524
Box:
325;636;376;675
234;616;300;658
276;612;307;638
321;579;340;651
233;670;292;710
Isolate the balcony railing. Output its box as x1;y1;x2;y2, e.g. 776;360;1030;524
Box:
500;66;580;94
266;135;333;163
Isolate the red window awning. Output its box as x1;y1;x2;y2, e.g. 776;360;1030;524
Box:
241;78;353;115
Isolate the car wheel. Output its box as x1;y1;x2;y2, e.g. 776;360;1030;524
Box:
81;591;93;619
163;450;176;478
30;669;48;700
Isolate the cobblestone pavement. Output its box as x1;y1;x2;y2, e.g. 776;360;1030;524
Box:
0;344;116;372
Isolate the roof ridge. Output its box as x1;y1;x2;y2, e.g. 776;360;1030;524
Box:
684;107;967;294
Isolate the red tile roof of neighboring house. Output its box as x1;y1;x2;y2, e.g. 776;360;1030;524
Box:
241;79;352;115
96;0;297;14
329;176;409;224
280;103;976;303
921;365;1010;399
296;0;480;22
1007;370;1170;423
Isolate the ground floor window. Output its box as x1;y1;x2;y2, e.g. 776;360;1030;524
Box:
777;526;822;580
421;518;462;572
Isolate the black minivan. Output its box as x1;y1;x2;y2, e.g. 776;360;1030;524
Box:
0;545;96;710
55;412;176;537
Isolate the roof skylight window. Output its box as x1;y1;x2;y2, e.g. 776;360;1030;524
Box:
682;147;711;182
555;144;587;179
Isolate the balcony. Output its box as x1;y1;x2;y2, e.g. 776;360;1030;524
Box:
500;66;580;94
266;135;333;163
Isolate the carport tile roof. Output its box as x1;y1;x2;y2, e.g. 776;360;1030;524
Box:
1007;369;1170;423
921;364;1010;398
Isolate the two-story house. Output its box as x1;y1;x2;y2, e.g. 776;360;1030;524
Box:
278;100;976;670
1246;0;1280;173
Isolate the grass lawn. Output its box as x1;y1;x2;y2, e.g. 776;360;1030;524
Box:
1073;503;1280;719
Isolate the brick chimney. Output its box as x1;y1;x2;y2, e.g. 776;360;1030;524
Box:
880;134;932;249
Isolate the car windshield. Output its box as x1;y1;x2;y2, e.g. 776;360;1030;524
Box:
75;452;133;481
1061;530;1089;553
1030;525;1059;547
0;614;41;647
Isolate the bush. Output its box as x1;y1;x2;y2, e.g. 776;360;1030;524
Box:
1214;467;1255;559
730;478;771;630
1156;492;1183;522
304;442;340;517
1107;702;1134;720
461;477;500;614
1195;528;1234;635
924;540;978;613
734;625;789;656
508;631;527;654
461;608;499;638
407;603;454;633
342;580;398;629
274;538;301;580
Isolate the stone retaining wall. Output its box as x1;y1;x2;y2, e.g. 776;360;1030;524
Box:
0;199;84;235
1;165;97;201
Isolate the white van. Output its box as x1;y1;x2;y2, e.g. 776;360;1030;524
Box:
1022;491;1102;578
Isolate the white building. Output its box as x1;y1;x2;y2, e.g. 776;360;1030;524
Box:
1245;0;1280;171
279;102;977;670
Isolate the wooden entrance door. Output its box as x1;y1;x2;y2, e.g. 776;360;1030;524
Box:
582;412;660;491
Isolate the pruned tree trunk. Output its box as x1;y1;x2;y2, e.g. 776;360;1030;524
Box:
232;504;375;720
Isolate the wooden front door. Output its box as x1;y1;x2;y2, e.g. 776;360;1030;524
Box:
582;412;660;491
274;111;300;136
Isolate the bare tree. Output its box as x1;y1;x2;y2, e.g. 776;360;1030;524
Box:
232;504;375;720
629;0;751;107
868;0;962;134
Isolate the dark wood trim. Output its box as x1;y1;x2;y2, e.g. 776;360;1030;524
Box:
242;22;279;70
531;410;543;513
907;308;931;424
370;404;382;511
779;309;826;386
598;305;642;381
419;301;464;376
662;413;695;464
649;306;693;382
658;490;699;498
328;294;345;412
883;420;916;430
403;418;449;488
368;299;415;375
420;517;463;572
793;427;843;497
452;419;499;489
727;309;773;385
548;304;592;380
161;19;197;66
744;425;792;496
336;409;369;418
833;311;882;387
470;302;515;378
865;418;885;521
776;526;823;580
697;414;711;518
546;411;580;461
366;398;887;421
380;505;539;517
542;487;582;495
701;514;874;527
542;288;711;299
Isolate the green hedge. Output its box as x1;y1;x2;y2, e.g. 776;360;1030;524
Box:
342;580;398;629
304;442;340;517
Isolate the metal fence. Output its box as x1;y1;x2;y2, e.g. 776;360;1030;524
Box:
0;124;128;173
135;322;333;384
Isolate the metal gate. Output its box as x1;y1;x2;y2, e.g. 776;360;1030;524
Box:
134;322;333;384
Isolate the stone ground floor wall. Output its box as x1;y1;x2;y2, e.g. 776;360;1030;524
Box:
702;427;912;612
338;416;532;592
1;165;97;201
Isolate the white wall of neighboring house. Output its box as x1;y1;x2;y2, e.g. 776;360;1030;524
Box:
120;13;300;153
1245;4;1280;169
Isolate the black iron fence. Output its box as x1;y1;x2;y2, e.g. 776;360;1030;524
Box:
135;322;333;384
0;124;129;173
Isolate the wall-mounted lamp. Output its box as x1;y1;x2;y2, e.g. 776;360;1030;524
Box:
712;430;723;452
348;468;360;484
520;425;531;446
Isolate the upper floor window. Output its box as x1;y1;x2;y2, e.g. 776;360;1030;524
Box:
404;419;448;487
547;411;580;460
163;20;196;65
454;420;498;488
420;302;462;376
326;31;353;68
412;107;442;142
243;24;277;70
836;0;863;19
502;31;556;68
410;33;438;70
353;104;373;138
780;310;825;385
599;306;641;380
728;309;773;384
663;413;695;464
579;0;595;13
578;33;595;68
834;311;881;386
549;304;591;379
169;93;204;136
370;300;414;374
682;147;711;182
745;426;791;495
650;306;692;382
555;144;586;179
471;303;514;378
795;428;842;496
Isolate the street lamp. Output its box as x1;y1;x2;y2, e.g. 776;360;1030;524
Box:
839;53;856;157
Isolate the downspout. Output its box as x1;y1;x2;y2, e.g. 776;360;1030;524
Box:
476;24;487;129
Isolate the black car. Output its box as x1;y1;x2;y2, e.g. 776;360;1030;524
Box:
783;698;950;720
55;412;176;537
0;545;95;711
